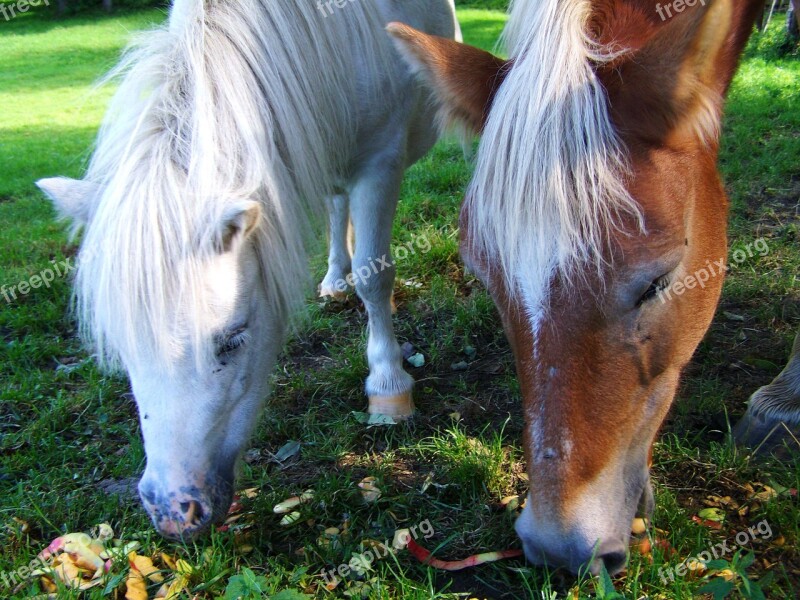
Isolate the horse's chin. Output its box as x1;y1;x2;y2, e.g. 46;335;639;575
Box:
637;479;655;519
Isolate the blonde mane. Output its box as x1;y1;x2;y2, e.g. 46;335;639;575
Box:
466;0;644;311
76;0;395;368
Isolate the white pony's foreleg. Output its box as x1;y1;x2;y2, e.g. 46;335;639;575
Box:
734;328;800;456
319;194;352;299
349;160;415;419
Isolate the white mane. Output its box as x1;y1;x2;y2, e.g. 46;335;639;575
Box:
466;0;644;309
76;0;394;368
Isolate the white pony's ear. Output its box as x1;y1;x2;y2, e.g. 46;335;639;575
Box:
217;201;261;253
36;177;99;225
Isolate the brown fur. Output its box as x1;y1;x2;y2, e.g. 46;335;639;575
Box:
387;22;509;132
598;0;763;148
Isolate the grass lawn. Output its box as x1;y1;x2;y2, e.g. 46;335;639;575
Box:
0;5;798;600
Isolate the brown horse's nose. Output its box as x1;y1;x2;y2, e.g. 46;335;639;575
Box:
515;499;634;575
591;543;628;575
519;536;629;575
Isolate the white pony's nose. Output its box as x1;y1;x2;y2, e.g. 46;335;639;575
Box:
138;478;216;540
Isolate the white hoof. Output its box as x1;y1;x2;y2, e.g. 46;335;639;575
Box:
368;392;415;420
319;288;349;301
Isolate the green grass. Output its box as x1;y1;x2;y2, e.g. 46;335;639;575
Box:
1;6;799;600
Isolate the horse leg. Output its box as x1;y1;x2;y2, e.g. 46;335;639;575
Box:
319;194;352;299
348;160;415;419
733;328;800;456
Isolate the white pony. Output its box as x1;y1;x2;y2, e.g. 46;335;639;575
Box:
37;0;460;539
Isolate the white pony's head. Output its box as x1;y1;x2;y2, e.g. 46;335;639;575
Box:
39;174;285;538
36;0;362;538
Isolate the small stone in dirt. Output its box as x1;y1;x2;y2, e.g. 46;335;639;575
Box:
450;361;469;371
244;449;262;464
272;440;301;463
98;477;139;500
401;342;415;360
407;353;425;368
724;311;746;322
464;345;477;358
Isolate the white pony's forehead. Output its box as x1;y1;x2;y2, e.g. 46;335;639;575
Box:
200;251;244;314
76;211;243;369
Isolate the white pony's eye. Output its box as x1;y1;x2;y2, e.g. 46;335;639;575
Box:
215;324;249;357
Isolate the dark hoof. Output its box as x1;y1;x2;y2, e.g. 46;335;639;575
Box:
733;408;800;459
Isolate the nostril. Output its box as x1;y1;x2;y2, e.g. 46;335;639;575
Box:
599;550;628;575
180;500;205;526
139;485;157;506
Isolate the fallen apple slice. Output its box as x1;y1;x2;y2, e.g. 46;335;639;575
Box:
691;515;723;530
279;511;302;527
358;477;382;503
273;490;314;514
631;517;648;535
38;532;92;561
406;538;523;571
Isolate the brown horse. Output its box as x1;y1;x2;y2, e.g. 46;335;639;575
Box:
388;0;780;576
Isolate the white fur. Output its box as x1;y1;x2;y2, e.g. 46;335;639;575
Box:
78;0;384;368
41;0;459;537
747;331;800;423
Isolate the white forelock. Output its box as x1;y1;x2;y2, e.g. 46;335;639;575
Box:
76;0;396;369
466;0;644;319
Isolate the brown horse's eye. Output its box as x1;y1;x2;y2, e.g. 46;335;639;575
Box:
637;276;670;307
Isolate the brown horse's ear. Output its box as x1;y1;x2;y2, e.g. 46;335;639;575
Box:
387;22;509;134
593;0;763;147
589;0;669;53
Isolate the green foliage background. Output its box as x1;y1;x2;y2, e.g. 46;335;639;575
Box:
457;0;509;9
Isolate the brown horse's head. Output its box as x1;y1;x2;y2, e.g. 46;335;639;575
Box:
389;0;763;575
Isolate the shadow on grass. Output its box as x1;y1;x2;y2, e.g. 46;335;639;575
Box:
0;124;99;198
0;5;165;35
